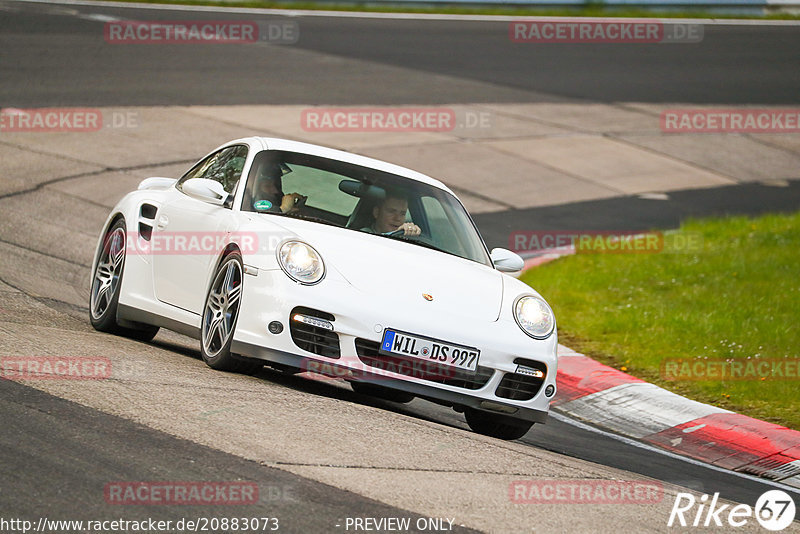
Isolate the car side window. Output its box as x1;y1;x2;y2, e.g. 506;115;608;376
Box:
177;145;248;195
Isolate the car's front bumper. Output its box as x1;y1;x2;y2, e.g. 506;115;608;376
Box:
232;268;558;423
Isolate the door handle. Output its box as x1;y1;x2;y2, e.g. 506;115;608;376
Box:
157;214;169;230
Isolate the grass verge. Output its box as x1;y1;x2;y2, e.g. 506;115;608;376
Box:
86;0;800;19
520;211;800;430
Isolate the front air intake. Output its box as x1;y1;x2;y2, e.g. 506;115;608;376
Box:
495;358;547;401
354;338;494;389
289;307;340;359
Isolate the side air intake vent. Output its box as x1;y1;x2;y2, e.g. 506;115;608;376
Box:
289;307;340;358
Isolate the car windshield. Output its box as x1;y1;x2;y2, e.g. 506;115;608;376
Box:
242;149;491;266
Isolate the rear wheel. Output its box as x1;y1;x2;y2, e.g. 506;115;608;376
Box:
89;219;159;342
464;407;533;440
350;381;414;403
200;252;262;374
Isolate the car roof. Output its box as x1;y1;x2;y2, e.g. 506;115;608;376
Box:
229;137;456;196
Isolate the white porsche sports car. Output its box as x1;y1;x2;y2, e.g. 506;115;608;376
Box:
90;137;558;440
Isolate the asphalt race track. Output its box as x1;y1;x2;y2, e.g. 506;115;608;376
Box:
2;379;477;533
1;1;800;106
1;1;800;532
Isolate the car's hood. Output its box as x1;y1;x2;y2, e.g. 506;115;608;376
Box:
262;216;503;322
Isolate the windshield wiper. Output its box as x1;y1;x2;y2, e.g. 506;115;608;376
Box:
259;210;343;228
285;212;343;228
381;233;449;254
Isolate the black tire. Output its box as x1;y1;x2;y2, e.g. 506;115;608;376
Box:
89;218;159;342
200;251;262;374
464;407;534;440
120;324;160;342
350;381;415;404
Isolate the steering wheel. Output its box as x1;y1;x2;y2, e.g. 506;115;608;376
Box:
384;228;426;238
384;228;408;237
384;228;435;249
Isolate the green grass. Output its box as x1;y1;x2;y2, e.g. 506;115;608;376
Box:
520;211;800;430
88;0;800;20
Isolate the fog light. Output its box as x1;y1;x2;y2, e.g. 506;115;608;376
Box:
292;313;334;331
545;385;555;397
268;321;283;334
515;365;544;378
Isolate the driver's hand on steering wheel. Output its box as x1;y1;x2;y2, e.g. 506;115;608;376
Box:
397;222;421;236
280;192;307;213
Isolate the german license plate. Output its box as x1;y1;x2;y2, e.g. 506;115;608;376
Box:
380;329;480;372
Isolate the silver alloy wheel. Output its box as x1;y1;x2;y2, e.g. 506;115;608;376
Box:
90;227;125;320
202;258;243;358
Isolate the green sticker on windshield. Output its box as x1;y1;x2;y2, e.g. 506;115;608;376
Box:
253;199;273;211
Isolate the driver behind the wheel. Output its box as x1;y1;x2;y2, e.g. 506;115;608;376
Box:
362;193;421;236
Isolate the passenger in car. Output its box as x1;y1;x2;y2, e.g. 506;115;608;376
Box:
252;163;306;214
361;194;421;236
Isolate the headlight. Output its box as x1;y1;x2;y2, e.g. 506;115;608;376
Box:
278;241;325;285
514;295;555;339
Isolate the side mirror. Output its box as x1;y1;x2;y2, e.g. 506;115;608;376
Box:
182;178;228;206
490;248;525;273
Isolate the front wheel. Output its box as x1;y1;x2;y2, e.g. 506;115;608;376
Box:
200;252;262;375
464;407;534;440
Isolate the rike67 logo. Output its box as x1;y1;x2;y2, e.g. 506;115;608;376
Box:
668;490;796;531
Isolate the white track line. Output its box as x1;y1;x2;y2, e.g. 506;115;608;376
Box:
14;0;800;24
550;410;800;498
